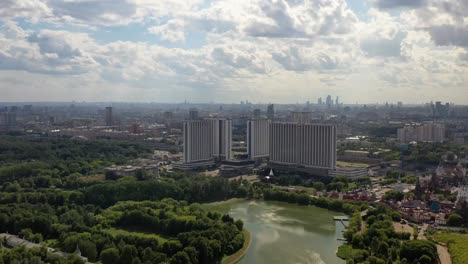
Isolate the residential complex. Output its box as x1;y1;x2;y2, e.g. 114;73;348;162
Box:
397;123;445;143
182;118;232;166
247;119;270;160
269;122;337;174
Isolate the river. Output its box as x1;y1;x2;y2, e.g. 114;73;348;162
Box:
203;199;346;264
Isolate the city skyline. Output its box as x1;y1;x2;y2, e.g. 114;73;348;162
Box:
1;0;468;103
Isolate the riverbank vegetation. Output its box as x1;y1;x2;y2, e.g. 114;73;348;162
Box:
338;205;438;264
262;187;367;214
221;228;251;264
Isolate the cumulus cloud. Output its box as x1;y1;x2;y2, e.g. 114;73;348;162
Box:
429;25;468;48
0;0;51;22
361;31;406;57
148;19;186;42
244;0;357;38
0;0;467;103
374;0;427;9
49;0;138;26
0;23;96;74
272;46;341;71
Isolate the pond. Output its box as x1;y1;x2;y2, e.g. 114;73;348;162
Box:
203;199;346;264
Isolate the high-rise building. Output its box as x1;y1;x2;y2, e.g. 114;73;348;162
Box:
291;112;310;124
183;118;232;163
105;107;113;126
163;111;173;120
247;119;270;160
433;101;450;118
269;123;337;171
397;123;445;143
253;109;261;119
0;111;16;128
267;104;274;120
189;108;199;120
326;95;332;109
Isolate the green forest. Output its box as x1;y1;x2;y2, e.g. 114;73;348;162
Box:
0;135;441;263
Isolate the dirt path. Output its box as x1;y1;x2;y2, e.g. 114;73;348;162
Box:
418;224;451;264
436;244;452;264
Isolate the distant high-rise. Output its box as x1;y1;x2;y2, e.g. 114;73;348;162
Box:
326;95;332;109
247;119;270;160
269;123;337;171
318;97;323;105
335;96;339;106
291;112;310;124
183;118;232;163
105;107;113;126
189;108;199;120
163;111;173;120
253;109;261;119
267;104;274;120
433;101;449;118
0;111;16;128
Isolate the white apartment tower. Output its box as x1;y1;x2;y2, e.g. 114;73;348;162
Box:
269;123;337;170
183;118;232;163
247;119;270;159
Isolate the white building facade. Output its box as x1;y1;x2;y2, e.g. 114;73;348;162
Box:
183;118;232;163
269;123;337;170
247;119;270;159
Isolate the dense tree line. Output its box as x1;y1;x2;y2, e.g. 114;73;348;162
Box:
339;205;438;264
0;135;152;185
0;246;85;264
84;175;251;208
262;188;367;214
0;199;245;263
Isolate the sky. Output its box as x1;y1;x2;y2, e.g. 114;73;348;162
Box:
0;0;467;104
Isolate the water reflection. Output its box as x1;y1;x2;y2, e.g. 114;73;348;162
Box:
203;199;345;264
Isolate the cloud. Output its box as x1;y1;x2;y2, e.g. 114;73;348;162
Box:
50;0;137;25
0;0;467;103
0;0;51;22
429;25;468;48
459;52;468;62
374;0;427;9
148;19;186;42
243;0;357;38
0;24;96;74
361;31;406;57
272;46;341;71
358;9;407;58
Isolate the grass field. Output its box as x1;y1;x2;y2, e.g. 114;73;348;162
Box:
222;228;251;264
432;232;468;264
336;244;353;260
103;227;169;243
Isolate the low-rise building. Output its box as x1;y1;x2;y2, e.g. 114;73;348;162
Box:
105;164;159;178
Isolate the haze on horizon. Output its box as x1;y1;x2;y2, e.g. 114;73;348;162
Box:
0;0;467;104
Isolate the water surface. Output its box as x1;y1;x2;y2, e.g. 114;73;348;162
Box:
203;199;345;264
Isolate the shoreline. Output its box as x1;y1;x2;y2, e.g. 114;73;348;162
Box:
222;228;252;264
